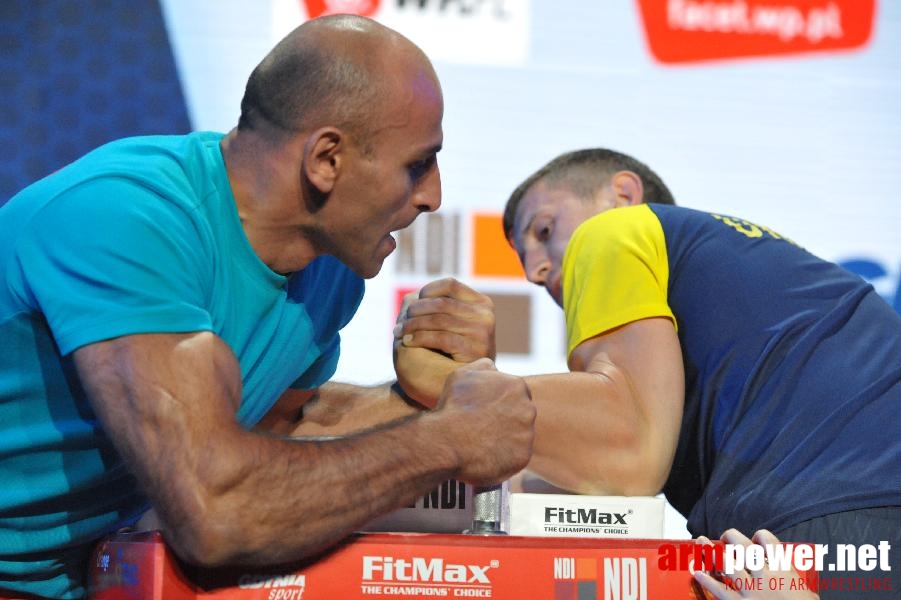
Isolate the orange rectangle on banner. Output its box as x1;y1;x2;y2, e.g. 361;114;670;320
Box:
636;0;876;64
472;213;524;278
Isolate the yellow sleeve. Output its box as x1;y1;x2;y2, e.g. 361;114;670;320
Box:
562;204;675;357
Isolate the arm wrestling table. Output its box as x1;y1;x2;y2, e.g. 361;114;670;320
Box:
87;530;707;600
84;485;818;599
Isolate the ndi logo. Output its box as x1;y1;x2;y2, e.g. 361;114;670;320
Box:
553;557;648;600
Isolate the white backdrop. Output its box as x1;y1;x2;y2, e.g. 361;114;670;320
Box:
159;0;901;537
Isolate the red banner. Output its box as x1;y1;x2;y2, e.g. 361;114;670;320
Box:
635;0;876;64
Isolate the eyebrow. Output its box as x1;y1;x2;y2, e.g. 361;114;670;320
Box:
409;144;442;166
518;213;537;244
512;213;538;264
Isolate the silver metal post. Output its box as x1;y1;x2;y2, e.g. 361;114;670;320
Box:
465;483;507;535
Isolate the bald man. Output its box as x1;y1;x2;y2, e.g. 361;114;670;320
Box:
0;15;535;600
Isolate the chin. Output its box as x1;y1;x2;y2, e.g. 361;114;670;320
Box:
358;242;394;279
360;265;383;279
333;247;386;279
351;258;385;279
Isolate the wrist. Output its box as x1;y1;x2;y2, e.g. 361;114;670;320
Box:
390;381;421;408
394;346;455;409
415;409;464;480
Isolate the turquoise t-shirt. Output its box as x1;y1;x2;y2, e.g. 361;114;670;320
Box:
0;132;364;598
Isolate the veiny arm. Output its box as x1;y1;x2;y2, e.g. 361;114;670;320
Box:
73;331;534;568
523;317;684;496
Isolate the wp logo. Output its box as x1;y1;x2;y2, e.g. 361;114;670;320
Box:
636;0;875;64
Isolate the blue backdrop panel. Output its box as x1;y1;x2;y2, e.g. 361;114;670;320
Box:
1;0;191;205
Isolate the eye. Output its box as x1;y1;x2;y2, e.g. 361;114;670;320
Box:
408;155;435;181
534;218;552;241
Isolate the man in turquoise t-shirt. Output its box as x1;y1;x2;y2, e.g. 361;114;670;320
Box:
0;15;536;600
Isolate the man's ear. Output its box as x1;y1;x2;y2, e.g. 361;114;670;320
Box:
610;170;645;207
302;127;343;196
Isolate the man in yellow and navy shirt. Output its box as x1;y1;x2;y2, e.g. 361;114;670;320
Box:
499;148;901;599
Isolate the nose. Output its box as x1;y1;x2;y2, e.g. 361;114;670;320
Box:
524;250;550;287
414;165;441;213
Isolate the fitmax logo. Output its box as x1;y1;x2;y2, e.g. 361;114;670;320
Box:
545;507;628;525
362;556;496;583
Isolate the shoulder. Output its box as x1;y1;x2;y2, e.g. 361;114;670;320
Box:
572;204;666;242
565;204;669;266
20;133;230;244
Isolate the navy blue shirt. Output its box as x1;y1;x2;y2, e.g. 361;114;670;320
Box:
564;204;901;537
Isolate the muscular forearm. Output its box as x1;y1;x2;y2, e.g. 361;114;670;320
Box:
76;333;533;570
161;410;458;566
524;371;672;497
288;381;421;437
74;334;444;567
525;318;684;497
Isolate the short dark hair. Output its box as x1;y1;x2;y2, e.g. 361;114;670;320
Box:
502;148;676;240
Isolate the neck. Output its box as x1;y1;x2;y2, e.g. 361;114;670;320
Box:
220;129;320;274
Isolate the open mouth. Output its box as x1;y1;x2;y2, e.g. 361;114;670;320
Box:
386;220;413;249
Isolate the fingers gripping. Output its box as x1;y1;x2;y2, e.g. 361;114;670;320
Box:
395;279;496;362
